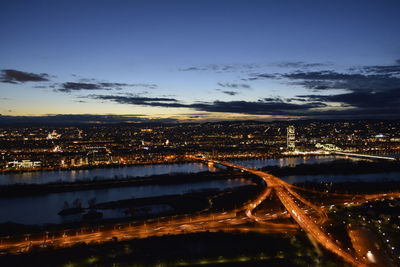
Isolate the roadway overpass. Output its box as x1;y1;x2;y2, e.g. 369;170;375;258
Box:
199;157;367;267
316;143;397;161
332;151;397;161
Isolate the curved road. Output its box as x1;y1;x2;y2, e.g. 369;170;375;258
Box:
201;157;367;267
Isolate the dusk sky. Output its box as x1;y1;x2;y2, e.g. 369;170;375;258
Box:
1;0;400;123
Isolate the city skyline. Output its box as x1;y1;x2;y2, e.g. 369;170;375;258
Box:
1;2;400;265
1;0;400;123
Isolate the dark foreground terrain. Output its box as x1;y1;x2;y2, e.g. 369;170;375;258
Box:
0;232;346;267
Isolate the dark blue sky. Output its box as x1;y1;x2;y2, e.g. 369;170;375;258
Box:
1;0;400;122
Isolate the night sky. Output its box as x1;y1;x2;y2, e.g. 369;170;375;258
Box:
1;0;400;123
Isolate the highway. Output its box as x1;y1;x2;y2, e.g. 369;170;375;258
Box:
333;151;396;161
0;211;297;254
202;158;367;267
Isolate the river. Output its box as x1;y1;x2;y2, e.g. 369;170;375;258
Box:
282;172;400;184
0;178;250;225
0;155;344;185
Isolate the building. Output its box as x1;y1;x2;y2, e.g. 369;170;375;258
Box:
287;125;296;151
7;160;41;169
315;143;342;151
46;130;61;140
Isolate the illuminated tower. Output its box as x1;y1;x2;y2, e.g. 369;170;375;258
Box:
287;125;295;151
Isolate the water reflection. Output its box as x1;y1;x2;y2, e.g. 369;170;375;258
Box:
0;163;213;185
0;156;342;185
283;172;400;184
230;155;341;168
0;178;249;225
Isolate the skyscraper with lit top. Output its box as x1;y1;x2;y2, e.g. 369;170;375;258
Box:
287;125;295;151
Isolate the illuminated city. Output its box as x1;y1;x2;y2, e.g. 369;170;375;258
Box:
1;1;400;266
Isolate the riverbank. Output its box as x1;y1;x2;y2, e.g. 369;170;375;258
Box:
293;180;400;194
0;158;192;174
0;153;333;174
0;185;260;236
0;170;260;198
264;159;400;176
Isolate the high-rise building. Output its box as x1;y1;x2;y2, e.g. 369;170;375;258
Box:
287;125;295;151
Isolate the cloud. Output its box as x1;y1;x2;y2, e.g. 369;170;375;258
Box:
6;59;398;119
179;64;235;72
189;100;326;115
358;60;400;75
89;94;326;116
55;81;158;92
283;62;400;118
0;69;158;92
215;81;251;96
95;58;400;119
219;90;239;96
283;71;359;81
263;97;284;102
88;85;400;118
298;105;400;119
280;70;400;92
245;59;400;87
59;82;106;92
179;67;208;72
179;64;258;73
297;88;400;109
217;82;251;89
362;65;400;75
179;61;331;74
268;60;400;118
0;114;177;125
88;95;185;108
275;61;332;68
245;73;277;81
0;69;50;83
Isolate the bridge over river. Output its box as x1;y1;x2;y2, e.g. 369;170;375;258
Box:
332;151;397;161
